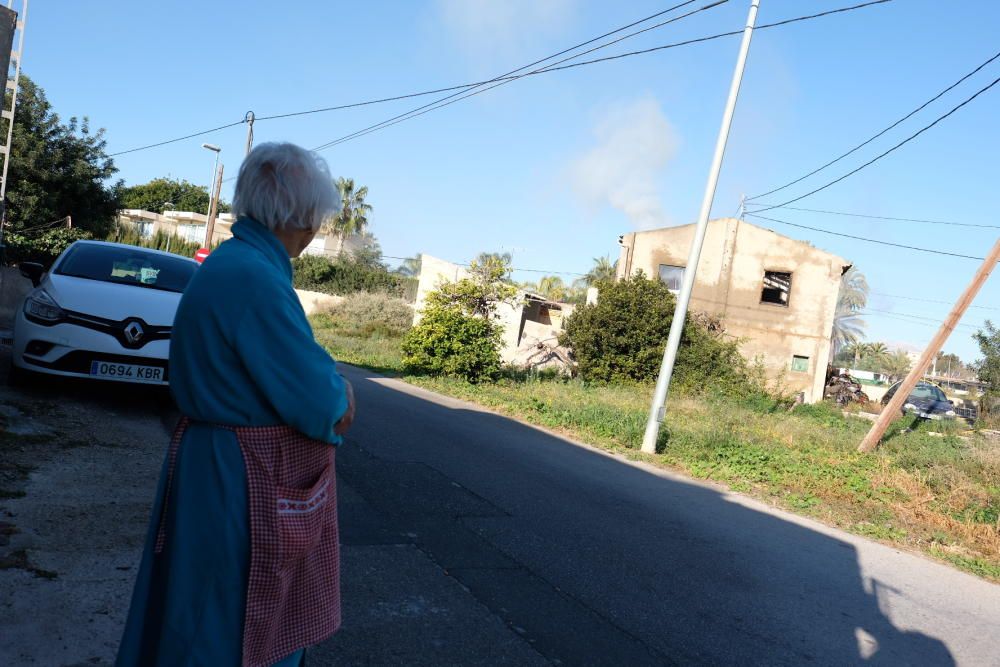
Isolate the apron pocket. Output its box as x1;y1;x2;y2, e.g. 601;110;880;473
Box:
275;463;333;571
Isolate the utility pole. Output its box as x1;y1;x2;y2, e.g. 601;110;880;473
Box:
204;162;223;248
640;0;760;454
244;110;255;156
858;235;1000;452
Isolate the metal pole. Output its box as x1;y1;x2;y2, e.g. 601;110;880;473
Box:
640;0;760;454
204;162;223;248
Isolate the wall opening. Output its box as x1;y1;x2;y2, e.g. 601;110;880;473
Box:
761;271;792;306
658;264;685;292
791;355;809;373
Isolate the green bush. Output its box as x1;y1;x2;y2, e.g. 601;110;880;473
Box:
401;258;515;383
325;292;413;337
560;273;758;394
109;224;205;259
401;306;504;382
7;228;94;266
292;253;414;298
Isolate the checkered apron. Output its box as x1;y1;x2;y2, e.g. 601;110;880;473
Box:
155;418;341;667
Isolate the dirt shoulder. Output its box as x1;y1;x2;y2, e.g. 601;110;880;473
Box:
0;361;173;667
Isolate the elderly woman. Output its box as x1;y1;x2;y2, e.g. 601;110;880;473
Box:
117;143;355;667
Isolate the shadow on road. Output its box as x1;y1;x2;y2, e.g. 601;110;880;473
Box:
332;366;959;666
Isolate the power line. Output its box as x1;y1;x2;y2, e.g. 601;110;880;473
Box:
312;0;728;152
108;120;244;158
746;213;987;261
743;204;1000;230
862;307;980;330
313;0;893;152
382;254;586;277
749;74;1000;214
259;1;707;122
111;2;708;158
108;0;892;159
749;48;1000;201
870;290;1000;313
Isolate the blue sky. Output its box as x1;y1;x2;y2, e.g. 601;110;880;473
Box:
24;0;1000;362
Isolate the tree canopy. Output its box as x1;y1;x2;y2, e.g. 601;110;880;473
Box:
119;177;230;214
3;75;121;261
325;177;371;237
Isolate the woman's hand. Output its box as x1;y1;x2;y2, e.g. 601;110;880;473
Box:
334;379;355;436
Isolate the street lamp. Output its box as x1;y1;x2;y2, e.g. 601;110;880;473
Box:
201;144;222;247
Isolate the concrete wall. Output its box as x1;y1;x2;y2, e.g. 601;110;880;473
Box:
619;218;847;402
295;289;344;316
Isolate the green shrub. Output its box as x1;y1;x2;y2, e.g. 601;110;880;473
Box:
401;257;515;383
7;228;93;266
292;253;414;298
401;306;503;382
560;273;758;394
106;223;206;259
326;292;413;337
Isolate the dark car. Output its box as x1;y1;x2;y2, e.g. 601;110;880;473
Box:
880;381;957;420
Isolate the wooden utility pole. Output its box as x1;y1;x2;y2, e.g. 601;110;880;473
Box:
203;162;224;248
858;236;1000;452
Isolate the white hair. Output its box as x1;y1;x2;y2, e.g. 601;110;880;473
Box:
231;142;339;233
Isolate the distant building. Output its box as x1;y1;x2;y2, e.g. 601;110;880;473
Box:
617;218;850;403
117;209;368;256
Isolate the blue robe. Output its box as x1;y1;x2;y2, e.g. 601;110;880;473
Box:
116;218;349;667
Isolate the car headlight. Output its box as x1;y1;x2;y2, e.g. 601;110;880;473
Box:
903;403;916;412
23;289;66;323
945;410;956;417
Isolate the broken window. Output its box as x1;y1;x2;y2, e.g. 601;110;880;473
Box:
761;271;792;306
791;355;809;373
658;264;685;292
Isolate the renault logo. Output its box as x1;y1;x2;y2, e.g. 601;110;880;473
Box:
123;321;145;344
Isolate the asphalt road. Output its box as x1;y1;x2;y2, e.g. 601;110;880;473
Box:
319;364;1000;667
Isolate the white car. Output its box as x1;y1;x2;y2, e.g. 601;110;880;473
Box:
12;240;199;385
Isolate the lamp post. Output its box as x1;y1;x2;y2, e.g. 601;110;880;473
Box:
201;143;222;248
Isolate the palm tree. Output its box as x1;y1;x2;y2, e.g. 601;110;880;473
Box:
535;275;567;301
396;256;422;278
325;177;372;240
881;350;912;383
583;256;618;286
831;266;868;355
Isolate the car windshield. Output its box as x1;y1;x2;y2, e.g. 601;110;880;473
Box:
911;383;947;402
55;244;197;294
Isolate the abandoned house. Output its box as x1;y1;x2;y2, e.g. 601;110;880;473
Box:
617;218;849;402
413;254;575;371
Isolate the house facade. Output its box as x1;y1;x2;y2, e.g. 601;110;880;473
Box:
617;218;849;402
117;209;367;257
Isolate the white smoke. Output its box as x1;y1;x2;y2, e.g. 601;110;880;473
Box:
569;97;677;230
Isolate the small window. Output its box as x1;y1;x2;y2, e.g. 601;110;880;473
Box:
791;355;809;373
761;271;792;306
658;264;685;291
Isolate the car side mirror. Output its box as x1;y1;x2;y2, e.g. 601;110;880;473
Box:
19;262;44;287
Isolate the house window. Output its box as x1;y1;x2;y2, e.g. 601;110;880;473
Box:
761;271;792;306
791;355;809;373
658;264;685;292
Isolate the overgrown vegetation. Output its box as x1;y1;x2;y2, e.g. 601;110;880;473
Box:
560;273;765;397
401;255;515;382
292;253;414;298
3;75;121;264
108;224;206;258
973;321;1000;428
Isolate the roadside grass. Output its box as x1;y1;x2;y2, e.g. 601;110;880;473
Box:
311;317;1000;581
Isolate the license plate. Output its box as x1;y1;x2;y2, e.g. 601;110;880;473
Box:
89;361;164;384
